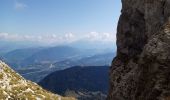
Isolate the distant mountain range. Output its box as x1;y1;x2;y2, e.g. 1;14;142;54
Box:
16;51;115;82
20;46;80;66
39;66;109;100
0;44;115;100
2;47;43;69
0;45;115;82
0;41;42;56
54;52;114;67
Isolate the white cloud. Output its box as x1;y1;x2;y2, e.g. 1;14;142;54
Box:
63;33;76;41
64;33;74;39
14;1;27;10
85;32;116;42
0;32;116;45
0;33;20;40
86;32;99;41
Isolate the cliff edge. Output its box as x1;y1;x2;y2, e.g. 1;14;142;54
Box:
108;0;170;100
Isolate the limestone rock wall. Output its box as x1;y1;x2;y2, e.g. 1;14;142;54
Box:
108;0;170;100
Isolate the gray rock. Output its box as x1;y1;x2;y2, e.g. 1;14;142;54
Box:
108;0;170;100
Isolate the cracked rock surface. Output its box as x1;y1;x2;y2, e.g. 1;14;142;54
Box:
108;0;170;100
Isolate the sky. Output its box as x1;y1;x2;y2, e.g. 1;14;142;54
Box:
0;0;121;45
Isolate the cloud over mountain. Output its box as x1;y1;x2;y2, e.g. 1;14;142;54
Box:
0;32;116;45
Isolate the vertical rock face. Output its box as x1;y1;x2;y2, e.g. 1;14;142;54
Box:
108;0;170;100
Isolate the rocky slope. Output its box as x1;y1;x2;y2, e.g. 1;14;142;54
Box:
0;61;75;100
108;0;170;100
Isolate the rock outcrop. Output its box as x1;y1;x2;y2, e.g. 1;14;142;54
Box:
108;0;170;100
0;61;75;100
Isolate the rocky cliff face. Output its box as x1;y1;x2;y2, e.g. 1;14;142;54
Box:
0;61;75;100
108;0;170;100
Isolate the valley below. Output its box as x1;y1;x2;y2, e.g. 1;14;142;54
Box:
0;45;115;100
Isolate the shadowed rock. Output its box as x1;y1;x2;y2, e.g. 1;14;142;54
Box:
108;0;170;100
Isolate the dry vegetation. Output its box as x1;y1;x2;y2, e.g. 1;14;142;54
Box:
0;61;76;100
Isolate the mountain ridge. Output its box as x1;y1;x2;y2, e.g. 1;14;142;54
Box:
0;61;76;100
39;66;109;100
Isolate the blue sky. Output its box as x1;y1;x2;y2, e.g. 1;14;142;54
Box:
0;0;121;45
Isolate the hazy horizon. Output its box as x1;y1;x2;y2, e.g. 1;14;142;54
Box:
0;1;121;99
0;0;121;46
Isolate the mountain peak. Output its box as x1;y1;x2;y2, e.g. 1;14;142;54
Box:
0;61;76;100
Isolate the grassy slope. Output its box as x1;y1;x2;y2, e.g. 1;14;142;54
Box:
0;61;76;100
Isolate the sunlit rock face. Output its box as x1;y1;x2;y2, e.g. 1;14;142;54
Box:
108;0;170;100
0;61;76;100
